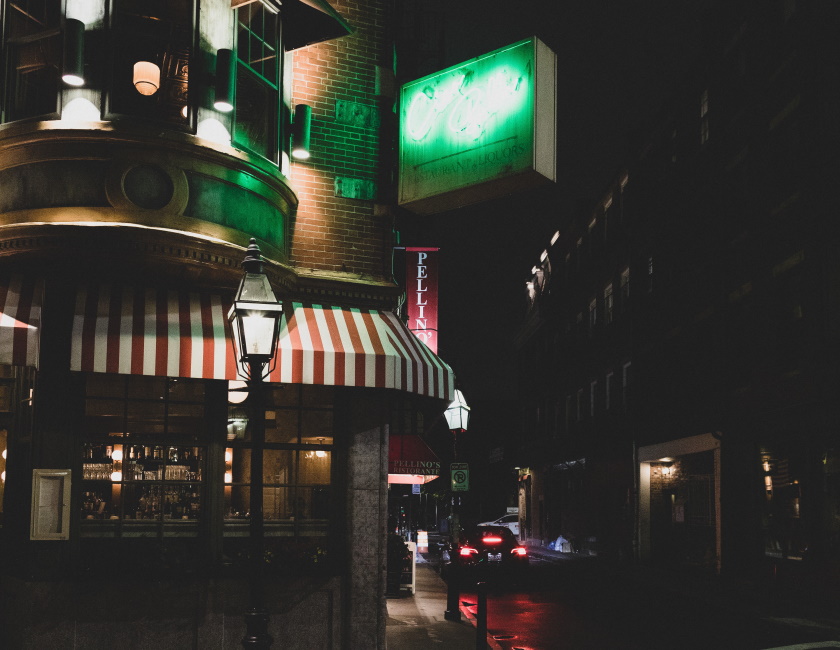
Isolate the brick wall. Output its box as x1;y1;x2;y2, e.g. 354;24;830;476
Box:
290;0;395;284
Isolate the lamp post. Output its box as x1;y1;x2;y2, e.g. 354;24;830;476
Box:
228;239;283;649
442;388;469;622
443;389;470;541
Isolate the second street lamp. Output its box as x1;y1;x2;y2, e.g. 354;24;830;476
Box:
443;388;469;622
443;389;470;434
228;238;283;649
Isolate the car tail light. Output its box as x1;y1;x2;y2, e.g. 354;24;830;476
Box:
459;546;478;557
482;536;503;544
511;547;527;557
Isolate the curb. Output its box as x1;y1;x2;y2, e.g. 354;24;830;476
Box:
458;599;505;650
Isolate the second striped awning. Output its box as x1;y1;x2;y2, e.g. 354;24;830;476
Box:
0;275;43;368
268;302;453;400
70;285;454;401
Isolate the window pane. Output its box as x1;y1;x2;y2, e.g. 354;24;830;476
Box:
166;403;204;437
299;450;331;485
168;379;205;402
226;485;250;521
126;400;165;435
301;410;333;445
264;449;294;484
301;385;334;408
237;3;278;82
4;0;61;121
234;65;277;160
264;485;293;521
298;486;331;521
87;374;125;398
127;375;166;400
271;385;299;406
109;0;192;126
266;409;299;443
234;1;278;162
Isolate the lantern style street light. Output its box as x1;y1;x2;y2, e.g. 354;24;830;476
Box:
228;238;283;649
443;389;470;433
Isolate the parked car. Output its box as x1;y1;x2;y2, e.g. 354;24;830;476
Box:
477;513;520;536
442;525;528;581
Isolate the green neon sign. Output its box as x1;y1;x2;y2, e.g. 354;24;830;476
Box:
404;56;529;142
398;37;556;214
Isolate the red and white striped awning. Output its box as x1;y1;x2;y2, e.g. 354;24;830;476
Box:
268;303;454;400
70;286;454;401
71;285;236;379
0;275;43;368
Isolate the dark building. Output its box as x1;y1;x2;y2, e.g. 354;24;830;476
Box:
513;0;840;599
0;1;455;647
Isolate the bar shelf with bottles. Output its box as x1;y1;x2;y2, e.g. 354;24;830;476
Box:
81;442;204;537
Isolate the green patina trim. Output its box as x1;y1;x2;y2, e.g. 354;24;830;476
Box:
185;171;286;253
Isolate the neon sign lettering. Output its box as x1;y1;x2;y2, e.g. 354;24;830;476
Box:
406;65;529;142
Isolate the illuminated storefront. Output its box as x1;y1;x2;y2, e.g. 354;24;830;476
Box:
0;0;451;646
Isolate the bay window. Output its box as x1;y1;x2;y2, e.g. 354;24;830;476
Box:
2;0;62;122
234;1;284;162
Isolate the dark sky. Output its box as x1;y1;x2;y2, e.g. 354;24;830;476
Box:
397;0;708;401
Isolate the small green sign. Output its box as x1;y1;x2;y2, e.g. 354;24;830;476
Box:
451;462;469;492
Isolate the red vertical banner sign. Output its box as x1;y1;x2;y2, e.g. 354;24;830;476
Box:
405;247;439;354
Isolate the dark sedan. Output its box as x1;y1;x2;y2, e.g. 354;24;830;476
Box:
443;525;528;580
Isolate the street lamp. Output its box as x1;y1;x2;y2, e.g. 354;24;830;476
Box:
443;388;470;539
443;388;469;622
228;238;283;649
443;389;470;433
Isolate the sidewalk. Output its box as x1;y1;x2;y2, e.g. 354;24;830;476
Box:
386;554;498;650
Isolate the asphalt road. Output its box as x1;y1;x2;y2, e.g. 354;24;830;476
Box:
439;553;840;650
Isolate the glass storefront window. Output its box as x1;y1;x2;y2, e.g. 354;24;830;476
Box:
80;375;206;538
223;385;334;574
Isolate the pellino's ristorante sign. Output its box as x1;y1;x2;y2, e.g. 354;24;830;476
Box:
405;247;439;354
398;37;557;215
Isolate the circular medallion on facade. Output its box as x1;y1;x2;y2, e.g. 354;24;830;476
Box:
123;164;175;210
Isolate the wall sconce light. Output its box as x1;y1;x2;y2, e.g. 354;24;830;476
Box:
62;18;86;86
214;49;236;113
224;447;233;483
661;463;673;478
292;104;312;160
134;61;161;96
110;444;123;482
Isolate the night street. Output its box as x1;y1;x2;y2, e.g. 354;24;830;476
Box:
3;0;840;647
434;553;840;650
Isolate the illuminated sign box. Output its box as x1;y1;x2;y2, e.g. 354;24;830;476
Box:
398;37;557;215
